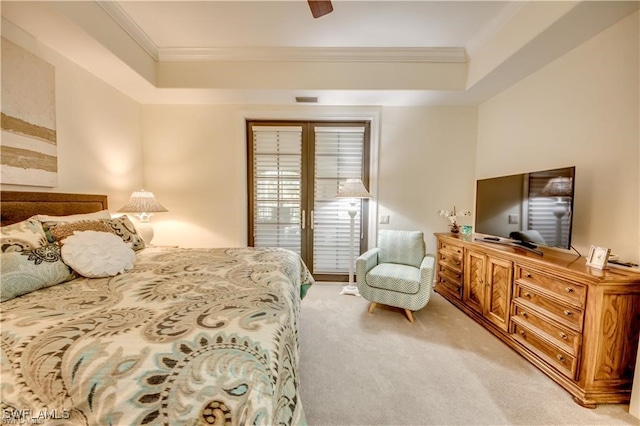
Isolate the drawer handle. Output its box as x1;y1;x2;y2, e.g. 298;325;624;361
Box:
563;310;574;317
557;354;565;362
519;330;526;337
523;292;531;298
566;287;574;293
525;273;532;278
520;311;527;317
560;332;568;340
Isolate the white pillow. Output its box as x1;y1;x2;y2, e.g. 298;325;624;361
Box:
61;231;135;278
37;210;111;223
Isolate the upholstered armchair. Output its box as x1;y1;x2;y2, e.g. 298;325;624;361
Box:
356;230;435;323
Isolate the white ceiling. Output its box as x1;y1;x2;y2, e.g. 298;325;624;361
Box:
2;1;638;106
116;1;515;50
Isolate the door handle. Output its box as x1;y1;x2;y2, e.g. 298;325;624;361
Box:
301;210;306;230
310;210;314;230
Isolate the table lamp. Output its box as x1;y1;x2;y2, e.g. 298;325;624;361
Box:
118;190;168;244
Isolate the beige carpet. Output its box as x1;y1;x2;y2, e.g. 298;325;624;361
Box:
298;283;639;426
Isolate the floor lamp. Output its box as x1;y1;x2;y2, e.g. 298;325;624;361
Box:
541;177;573;246
336;178;371;296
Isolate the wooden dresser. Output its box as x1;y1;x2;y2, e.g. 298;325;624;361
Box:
435;233;640;407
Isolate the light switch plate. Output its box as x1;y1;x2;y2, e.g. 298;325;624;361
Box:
508;214;519;224
380;215;390;224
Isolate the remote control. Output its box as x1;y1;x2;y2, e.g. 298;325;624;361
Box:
483;236;500;241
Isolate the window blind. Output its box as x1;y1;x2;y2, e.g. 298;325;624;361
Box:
313;126;366;274
252;126;303;254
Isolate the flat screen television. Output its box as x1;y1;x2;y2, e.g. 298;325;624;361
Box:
475;166;576;251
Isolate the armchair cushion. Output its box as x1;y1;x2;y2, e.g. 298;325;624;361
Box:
378;230;425;268
367;263;420;294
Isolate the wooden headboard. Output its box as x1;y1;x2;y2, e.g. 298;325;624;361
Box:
1;191;109;226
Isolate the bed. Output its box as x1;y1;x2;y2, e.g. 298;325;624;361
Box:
0;191;313;425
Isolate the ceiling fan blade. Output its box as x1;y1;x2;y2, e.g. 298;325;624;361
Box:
308;0;333;18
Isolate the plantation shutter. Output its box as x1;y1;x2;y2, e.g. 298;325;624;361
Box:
251;126;303;254
313;126;366;274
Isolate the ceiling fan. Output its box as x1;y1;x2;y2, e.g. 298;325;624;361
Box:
307;0;333;18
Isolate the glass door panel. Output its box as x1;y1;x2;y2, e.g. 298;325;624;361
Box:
251;125;303;254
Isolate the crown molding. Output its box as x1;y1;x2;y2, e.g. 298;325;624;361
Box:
96;0;159;60
157;46;467;63
96;1;467;64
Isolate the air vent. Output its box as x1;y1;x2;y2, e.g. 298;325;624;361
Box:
295;96;318;103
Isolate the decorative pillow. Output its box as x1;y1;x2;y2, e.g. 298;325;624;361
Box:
1;217;48;253
101;216;146;251
1;243;75;302
48;220;113;244
42;216;145;251
36;210;111;223
61;231;136;278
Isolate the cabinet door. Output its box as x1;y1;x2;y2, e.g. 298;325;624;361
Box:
463;250;485;315
483;256;513;331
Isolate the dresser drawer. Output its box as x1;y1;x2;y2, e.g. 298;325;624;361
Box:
512;301;580;355
512;323;577;380
436;275;463;299
439;240;463;255
438;263;463;284
438;251;463;273
516;266;586;308
439;241;463;259
513;284;584;331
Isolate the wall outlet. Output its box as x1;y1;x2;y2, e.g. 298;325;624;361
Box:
380;214;390;224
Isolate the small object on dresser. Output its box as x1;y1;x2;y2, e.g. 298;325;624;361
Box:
461;225;473;235
438;206;470;235
608;259;639;268
585;245;610;269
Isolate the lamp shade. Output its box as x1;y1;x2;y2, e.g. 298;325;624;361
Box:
336;178;371;199
541;177;573;197
118;190;168;214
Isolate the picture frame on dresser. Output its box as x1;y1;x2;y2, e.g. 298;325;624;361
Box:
585;245;610;269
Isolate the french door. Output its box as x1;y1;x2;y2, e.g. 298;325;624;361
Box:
247;120;370;281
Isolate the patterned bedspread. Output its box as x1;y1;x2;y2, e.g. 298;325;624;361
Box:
1;247;313;425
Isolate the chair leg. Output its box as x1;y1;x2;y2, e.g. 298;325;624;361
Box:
404;309;415;323
368;302;377;314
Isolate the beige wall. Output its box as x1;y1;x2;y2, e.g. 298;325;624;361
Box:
142;104;477;253
141;105;247;247
1;20;144;210
476;11;639;262
142;105;378;248
377;106;477;254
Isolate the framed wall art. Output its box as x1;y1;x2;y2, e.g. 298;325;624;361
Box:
1;37;57;187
